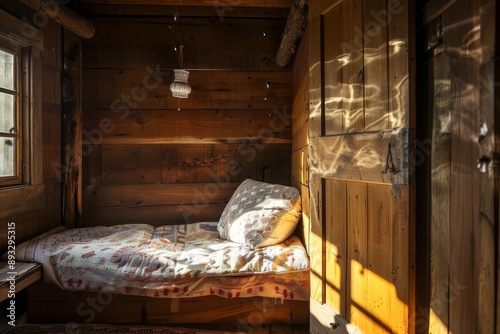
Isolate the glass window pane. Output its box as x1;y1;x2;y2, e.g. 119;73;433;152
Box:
0;137;15;177
0;92;15;133
0;49;15;91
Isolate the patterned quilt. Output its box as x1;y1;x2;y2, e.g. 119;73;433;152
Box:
13;223;309;299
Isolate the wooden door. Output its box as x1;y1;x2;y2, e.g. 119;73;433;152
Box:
308;1;414;333
415;0;497;332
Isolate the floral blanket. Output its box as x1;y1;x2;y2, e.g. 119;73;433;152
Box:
12;223;309;299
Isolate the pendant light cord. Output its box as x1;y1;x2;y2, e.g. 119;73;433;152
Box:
169;14;184;69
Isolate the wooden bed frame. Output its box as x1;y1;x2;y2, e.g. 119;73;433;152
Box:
26;281;309;326
22;179;311;327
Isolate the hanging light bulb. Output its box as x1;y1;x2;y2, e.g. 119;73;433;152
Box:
169;20;191;100
170;68;191;98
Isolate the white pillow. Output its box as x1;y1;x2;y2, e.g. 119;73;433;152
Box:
217;179;301;249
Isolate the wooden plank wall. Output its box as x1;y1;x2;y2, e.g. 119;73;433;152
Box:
0;4;63;253
80;13;293;226
415;0;496;333
479;1;499;333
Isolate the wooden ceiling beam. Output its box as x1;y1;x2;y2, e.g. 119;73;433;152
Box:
276;0;307;67
76;5;289;19
76;0;292;8
16;0;95;38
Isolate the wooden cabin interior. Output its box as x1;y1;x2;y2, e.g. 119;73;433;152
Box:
0;0;498;333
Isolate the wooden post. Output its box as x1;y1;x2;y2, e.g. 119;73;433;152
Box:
16;0;95;39
62;31;82;228
276;0;308;67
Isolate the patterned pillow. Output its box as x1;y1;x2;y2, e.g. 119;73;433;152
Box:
217;179;301;249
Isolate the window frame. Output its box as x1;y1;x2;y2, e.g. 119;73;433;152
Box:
0;9;44;218
0;39;22;187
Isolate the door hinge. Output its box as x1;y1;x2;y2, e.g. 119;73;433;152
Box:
388;128;414;186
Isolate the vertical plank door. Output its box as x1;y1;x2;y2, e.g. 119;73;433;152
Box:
308;0;415;333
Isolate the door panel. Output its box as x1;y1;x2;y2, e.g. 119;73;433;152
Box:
324;0;358;135
324;180;405;333
345;181;368;331
309;0;414;333
325;179;346;315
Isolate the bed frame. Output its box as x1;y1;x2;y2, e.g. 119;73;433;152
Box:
26;281;309;326
22;179;311;327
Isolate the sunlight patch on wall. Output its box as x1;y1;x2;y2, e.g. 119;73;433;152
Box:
428;308;450;334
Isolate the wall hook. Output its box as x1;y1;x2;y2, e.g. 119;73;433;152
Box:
383;143;398;175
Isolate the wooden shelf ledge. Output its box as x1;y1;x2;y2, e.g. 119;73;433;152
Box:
0;261;42;302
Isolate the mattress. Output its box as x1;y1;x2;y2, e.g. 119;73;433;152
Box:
10;222;310;300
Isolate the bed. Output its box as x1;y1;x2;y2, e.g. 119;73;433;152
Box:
10;179;310;325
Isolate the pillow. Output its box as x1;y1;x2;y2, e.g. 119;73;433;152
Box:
217;179;301;249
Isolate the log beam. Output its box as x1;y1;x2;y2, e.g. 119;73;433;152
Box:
16;0;95;39
276;0;308;67
76;0;292;8
62;32;83;228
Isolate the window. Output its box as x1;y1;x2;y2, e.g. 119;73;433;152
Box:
0;9;44;217
0;41;21;186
